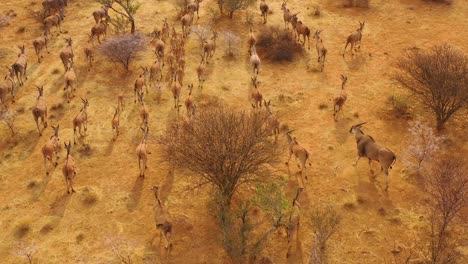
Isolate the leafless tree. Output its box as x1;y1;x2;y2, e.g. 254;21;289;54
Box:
395;44;468;131
159;106;280;204
191;25;211;50
422;158;467;264
105;236;136;264
98;34;146;70
14;241;37;264
0;107;15;136
97;0;140;34
221;31;240;57
309;206;342;264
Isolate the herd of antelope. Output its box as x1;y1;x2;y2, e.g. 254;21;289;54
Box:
0;0;397;254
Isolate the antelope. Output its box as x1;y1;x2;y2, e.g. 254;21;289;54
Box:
43;13;63;35
281;1;297;29
287;188;303;259
42;0;67;17
264;100;280;143
176;66;184;87
12;45;28;86
117;94;125;111
32;86;48;136
171;76;182;109
196;54;206;88
150;59;163;86
59;38;74;71
333;75;348;121
84;35;95;71
134;67;149;102
292;17;310;49
187;0;201;20
0;67;16;106
248;27;256;53
184;84;194;116
259;0;269;24
73;98;89;144
250;45;261;76
181;10;194;37
343;21;365;56
138;92;149;130
136;126;151;177
154;31;166;65
42;125;60;175
250;76;263;109
285;131;312;182
32;32;50;63
349;122;397;191
111;106;120;140
63;61;76;103
314;30;327;72
161;18;170;40
90;19;108;44
203;30;217;62
151;186;173;250
92;4;110;24
62;141;76;194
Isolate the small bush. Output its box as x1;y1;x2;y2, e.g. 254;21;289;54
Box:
256;26;303;62
389;94;409;116
14;222;31;238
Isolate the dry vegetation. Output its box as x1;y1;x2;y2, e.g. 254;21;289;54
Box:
0;0;467;263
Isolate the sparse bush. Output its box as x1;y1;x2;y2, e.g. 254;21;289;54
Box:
388;94;409;116
222;31;240;58
98;34;146;70
395;44;468;131
310;206;342;263
159;106;280;204
105;236;136;264
14;241;37;264
191;25;212;49
109;14;131;34
174;0;190;19
403;121;445;173
421;158;467;264
223;0;256;18
0;14;11;28
256;26;303;62
0;107;16;136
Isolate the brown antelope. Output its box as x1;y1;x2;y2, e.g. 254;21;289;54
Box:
248;27;256;53
181;10;194;37
134;67;149;103
59;38;74;71
314;30;327;72
184;84;194;116
259;0;269;24
63;61;76;103
42;125;60;175
281;1;298;30
153;31;166;65
150;59;163;86
203;30;217;62
42;0;67;17
349;122;397;191
43;13;63;35
250;76;263;109
63;141;76;194
264;100;280;143
117;94;125;111
187;0;202;20
92;4;110;24
151;186;173;250
32;32;50;63
250;45;261;76
344;21;365;56
161;18;170;40
285;130;312;182
111;106;120;140
287;188;303;259
333;75;348;121
73;98;89;144
0;67;16;106
12;45;28;86
171;76;182;109
291;16;310;49
136;126;151;177
196;54;206;89
32;86;48;136
84;35;95;71
138;92;149;130
90;19;108;44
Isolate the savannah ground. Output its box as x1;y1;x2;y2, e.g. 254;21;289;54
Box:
0;0;467;263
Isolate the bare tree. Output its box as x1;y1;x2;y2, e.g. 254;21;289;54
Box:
159;106;280;204
422;158;467;264
403;121;445;173
105;236;136;264
0;107;15;136
97;0;140;34
191;25;211;50
395;44;468;131
14;241;37;264
310;206;342;264
222;31;240;57
98;34;146;70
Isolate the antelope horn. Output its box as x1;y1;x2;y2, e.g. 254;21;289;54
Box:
355;122;368;127
285;129;296;135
